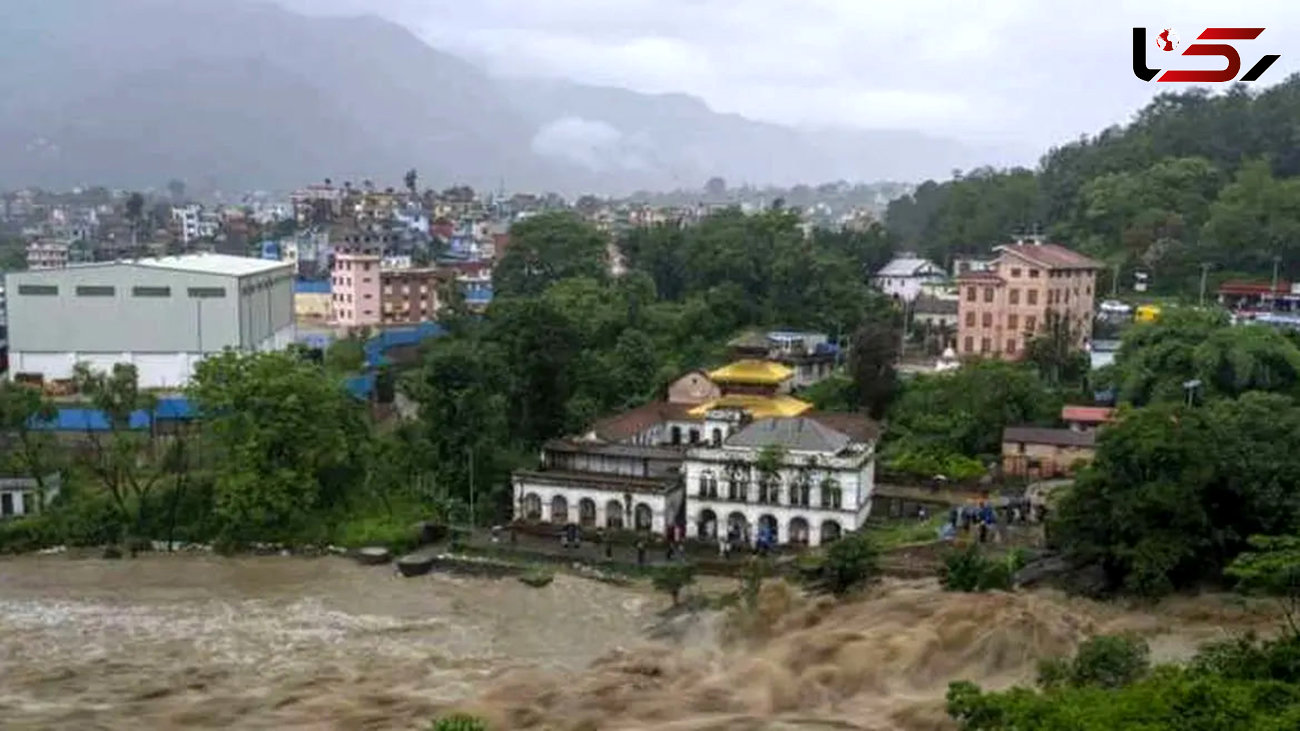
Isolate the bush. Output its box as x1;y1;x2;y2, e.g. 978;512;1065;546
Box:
0;515;54;554
808;532;879;596
430;714;489;731
939;545;1025;592
518;568;554;588
652;562;696;605
333;513;420;555
1037;634;1151;690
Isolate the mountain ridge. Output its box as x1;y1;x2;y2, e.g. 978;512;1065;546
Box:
0;0;996;194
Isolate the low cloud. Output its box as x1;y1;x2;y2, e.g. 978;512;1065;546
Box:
530;117;655;173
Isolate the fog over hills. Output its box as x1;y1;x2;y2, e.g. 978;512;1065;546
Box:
0;0;1006;194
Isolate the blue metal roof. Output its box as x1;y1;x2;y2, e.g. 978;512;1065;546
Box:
294;279;330;294
30;397;197;432
344;373;376;399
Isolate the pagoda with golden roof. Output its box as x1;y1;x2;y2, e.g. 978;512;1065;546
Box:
687;359;812;420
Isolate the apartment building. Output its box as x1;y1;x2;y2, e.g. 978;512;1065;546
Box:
329;224;394;328
380;268;447;325
956;239;1102;360
26;240;69;270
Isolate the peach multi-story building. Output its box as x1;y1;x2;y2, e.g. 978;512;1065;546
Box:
956;239;1102;360
330;224;394;328
380;268;449;325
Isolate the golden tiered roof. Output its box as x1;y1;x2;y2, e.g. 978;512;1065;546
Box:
687;394;812;420
707;359;793;386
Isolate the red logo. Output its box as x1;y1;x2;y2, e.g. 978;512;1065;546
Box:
1156;29;1180;52
1133;27;1280;82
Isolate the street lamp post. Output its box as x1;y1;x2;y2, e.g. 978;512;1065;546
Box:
1272;255;1282;312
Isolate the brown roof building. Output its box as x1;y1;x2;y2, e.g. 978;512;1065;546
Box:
956;238;1103;361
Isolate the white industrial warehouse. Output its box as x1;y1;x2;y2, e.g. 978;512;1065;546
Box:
5;254;295;389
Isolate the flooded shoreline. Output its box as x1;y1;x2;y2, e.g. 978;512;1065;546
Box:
0;554;1279;730
0;554;661;730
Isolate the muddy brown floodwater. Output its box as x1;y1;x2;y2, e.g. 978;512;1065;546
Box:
0;554;661;730
0;554;1281;731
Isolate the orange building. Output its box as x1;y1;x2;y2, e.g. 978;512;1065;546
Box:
956;239;1103;360
380;268;449;325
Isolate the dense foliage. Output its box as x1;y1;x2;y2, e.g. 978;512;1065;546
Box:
1053;392;1300;596
883;361;1060;478
947;632;1300;730
806;531;880;596
939;545;1023;592
886;79;1300;295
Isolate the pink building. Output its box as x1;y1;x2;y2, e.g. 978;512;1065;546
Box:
330;225;392;328
956;240;1102;360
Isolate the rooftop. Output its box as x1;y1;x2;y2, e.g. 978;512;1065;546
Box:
707;359;794;385
1003;426;1097;448
1061;406;1116;424
725;417;856;453
687;393;812;420
133;253;291;277
996;243;1104;271
876;256;944;278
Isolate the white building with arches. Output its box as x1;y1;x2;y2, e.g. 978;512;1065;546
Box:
512;440;686;537
683;415;878;547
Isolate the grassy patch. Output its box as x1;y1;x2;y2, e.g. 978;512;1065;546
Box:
866;516;946;549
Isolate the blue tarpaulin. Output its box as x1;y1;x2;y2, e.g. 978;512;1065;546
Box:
30;397;197;432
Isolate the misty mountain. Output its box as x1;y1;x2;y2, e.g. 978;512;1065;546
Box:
0;0;993;195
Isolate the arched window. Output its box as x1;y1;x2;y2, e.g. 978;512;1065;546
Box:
711;428;723;446
698;509;718;539
550;495;568;524
634;503;653;531
522;493;542;521
671;426;682;445
820;520;843;544
605;500;625;529
578;498;597;527
820;478;843;509
789;517;811;546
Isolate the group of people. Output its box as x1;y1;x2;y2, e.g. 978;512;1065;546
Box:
940;498;1047;544
714;522;776;559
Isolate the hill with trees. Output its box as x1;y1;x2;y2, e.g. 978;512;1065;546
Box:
885;78;1300;296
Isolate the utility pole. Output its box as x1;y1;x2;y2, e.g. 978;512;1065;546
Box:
1199;263;1212;307
1272;255;1282;312
1111;263;1120;298
467;445;475;532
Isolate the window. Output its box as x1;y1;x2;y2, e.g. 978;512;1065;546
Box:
689;429;700;444
965;287;976;302
76;285;115;297
965;311;975;327
1029;269;1040;278
17;285;57;296
1025;316;1037;331
1007;314;1019;330
187;287;226;298
982;312;992;327
981;337;991;353
964;336;974;352
1027;290;1038;305
1007;339;1017;354
1011;268;1022;277
983;287;994;303
1009;289;1020;305
133;286;171;297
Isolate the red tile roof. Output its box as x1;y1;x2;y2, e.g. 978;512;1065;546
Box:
590;401;699;442
998;243;1103;270
1219;280;1293;296
1061;406;1116;424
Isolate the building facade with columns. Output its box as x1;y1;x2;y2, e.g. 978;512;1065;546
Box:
682;415;877;547
512;440;686;536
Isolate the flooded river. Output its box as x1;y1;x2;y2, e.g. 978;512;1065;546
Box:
0;555;1279;731
0;554;660;730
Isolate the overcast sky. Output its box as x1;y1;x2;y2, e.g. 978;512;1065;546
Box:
277;0;1297;165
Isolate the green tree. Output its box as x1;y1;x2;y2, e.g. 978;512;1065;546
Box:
323;335;366;374
1054;392;1300;596
0;381;60;500
72;363;164;541
1226;534;1300;635
493;212;609;297
1024;311;1089;388
404;168;419;196
430;714;489;731
188;351;370;542
848;299;901;419
809;531;879;596
652;563;696;606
